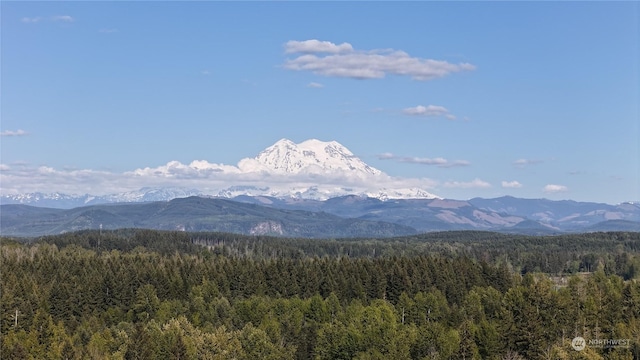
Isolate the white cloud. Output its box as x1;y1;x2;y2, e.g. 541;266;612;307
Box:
501;180;522;188
403;105;456;119
128;160;241;179
307;82;324;88
52;15;74;22
0;164;10;171
377;152;395;160
444;160;471;168
1;129;28;137
404;157;448;166
201;70;211;76
285;40;354;54
378;153;470;168
21;17;42;23
513;158;543;167
283;40;475;81
99;28;118;34
443;178;491;189
0;164;126;195
0;157;440;198
543;184;568;193
22;15;74;24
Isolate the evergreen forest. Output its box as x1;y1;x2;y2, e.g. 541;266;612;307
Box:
2;229;640;359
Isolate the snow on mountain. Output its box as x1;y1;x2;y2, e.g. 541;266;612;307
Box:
100;187;204;203
1;138;440;206
230;138;439;200
0;192;83;207
254;138;382;175
248;139;438;200
365;188;441;201
1;188;204;209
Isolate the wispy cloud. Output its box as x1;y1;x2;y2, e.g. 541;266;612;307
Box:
307;82;324;88
285;40;354;54
513;158;543;168
403;105;456;120
501;180;522;188
52;15;74;22
443;178;491;189
21;17;42;23
379;153;470;168
1;129;29;137
99;28;118;34
201;70;211;76
21;15;74;24
283;39;475;81
543;184;568;193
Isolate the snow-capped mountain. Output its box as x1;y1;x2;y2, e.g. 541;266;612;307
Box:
245;138;438;199
254;138;382;175
98;187;204;203
0;139;440;207
0;188;205;209
0;192;96;209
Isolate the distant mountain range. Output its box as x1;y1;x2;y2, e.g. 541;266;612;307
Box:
0;197;416;238
2;195;638;238
1;139;439;205
1;138;638;237
0;188;205;209
231;195;640;233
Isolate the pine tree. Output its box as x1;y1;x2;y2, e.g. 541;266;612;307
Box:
124;323;154;360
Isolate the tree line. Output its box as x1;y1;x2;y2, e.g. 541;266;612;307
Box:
27;229;640;277
1;230;639;359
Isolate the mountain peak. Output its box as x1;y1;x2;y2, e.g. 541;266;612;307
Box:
255;138;382;175
272;138;297;147
1;138;440;204
298;138;345;149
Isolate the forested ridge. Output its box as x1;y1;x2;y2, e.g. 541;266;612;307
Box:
2;230;640;359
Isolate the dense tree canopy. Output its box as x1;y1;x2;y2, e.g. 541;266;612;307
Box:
1;230;639;359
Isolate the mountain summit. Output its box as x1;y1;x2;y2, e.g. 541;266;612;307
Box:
244;138;438;200
1;138;440;206
255;138;382;175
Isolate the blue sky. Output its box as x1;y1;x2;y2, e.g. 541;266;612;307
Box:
1;1;638;204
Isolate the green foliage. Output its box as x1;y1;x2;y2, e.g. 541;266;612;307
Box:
1;230;639;359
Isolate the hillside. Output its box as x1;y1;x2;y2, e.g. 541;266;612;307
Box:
3;195;640;237
0;197;416;238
